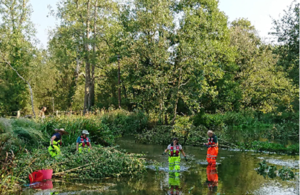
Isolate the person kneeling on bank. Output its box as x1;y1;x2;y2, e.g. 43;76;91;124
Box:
48;128;68;158
76;130;92;153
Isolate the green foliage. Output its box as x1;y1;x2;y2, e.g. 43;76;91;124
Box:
14;145;146;181
256;160;296;180
137;111;298;152
0;0;38;116
172;116;193;138
270;1;299;86
238;141;299;154
0;110;149;158
0;118;46;160
100;109;149;135
39;110;149;146
135;126;174;145
1;145;146;192
0;0;298;126
192;111;298;147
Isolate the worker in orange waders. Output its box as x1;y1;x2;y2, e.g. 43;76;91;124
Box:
203;130;218;164
163;138;187;171
206;164;218;194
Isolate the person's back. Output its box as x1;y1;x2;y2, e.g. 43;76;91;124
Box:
48;128;68;158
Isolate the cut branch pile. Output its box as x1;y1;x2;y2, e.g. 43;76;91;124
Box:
14;145;146;181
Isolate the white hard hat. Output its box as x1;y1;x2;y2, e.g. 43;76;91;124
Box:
82;130;89;135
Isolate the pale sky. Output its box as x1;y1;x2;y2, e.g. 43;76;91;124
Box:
30;0;297;49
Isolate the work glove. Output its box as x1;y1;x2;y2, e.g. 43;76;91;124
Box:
203;143;211;148
184;156;188;162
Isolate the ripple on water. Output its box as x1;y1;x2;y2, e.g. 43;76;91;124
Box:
146;165;190;172
252;182;299;195
196;160;221;166
256;157;299;169
265;159;299;169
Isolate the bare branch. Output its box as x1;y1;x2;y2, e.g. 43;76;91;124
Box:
180;79;191;87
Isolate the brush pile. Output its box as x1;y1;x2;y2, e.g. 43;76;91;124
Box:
14;145;146;182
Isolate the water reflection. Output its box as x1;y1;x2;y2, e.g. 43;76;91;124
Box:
30;180;53;190
168;172;181;195
206;164;218;195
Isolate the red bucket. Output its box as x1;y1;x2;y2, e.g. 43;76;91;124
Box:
41;169;53;180
29;171;43;183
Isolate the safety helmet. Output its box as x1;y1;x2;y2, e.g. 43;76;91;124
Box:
82;130;89;135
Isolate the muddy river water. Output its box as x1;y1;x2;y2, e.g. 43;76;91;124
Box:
23;137;299;195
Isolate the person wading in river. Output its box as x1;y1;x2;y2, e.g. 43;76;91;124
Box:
203;130;218;164
76;130;92;153
163;138;187;171
48;128;68;158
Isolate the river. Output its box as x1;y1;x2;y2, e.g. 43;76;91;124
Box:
22;136;299;195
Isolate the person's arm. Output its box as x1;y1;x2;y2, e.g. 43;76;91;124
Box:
89;138;92;149
180;146;188;161
164;148;169;153
50;136;56;146
180;149;186;157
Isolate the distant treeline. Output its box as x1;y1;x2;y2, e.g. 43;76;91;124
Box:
0;0;298;123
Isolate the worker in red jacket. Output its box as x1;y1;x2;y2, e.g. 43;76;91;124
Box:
203;130;219;164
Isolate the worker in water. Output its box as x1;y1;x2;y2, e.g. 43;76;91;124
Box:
206;164;218;194
76;130;92;153
203;130;218;164
163;138;187;171
48;128;68;158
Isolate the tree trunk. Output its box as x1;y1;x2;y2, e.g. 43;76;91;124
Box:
171;68;182;125
90;1;97;108
68;53;80;108
118;55;121;108
83;0;91;113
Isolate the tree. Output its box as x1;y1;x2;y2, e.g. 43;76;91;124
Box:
120;0;174;122
0;0;37;116
230;19;297;113
168;0;235;119
50;0;118;112
270;1;299;86
120;0;235;122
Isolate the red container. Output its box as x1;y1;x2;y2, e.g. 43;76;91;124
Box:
41;169;53;180
29;171;43;183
